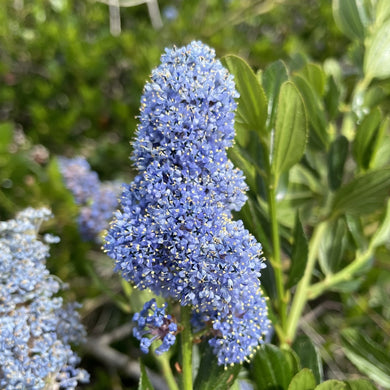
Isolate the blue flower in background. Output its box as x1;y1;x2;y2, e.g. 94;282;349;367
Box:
0;208;89;390
59;157;121;242
105;41;270;364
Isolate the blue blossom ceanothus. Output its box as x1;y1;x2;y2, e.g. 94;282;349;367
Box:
104;41;271;365
132;299;177;355
59;156;121;242
0;208;89;390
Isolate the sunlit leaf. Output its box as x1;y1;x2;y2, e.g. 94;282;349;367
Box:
272;82;307;180
333;0;366;41
364;20;390;80
288;369;316;390
221;55;268;144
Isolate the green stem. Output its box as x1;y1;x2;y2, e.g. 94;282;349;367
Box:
308;247;373;300
285;221;327;344
181;305;193;390
156;354;179;390
268;183;287;335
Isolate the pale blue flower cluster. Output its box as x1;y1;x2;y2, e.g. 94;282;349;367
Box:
59;157;120;241
133;299;177;355
105;41;270;365
0;207;89;389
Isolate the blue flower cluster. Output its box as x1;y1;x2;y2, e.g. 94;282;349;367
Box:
104;41;270;365
0;208;89;389
133;299;177;355
59;157;121;242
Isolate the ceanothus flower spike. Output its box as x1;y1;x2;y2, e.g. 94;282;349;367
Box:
105;41;271;365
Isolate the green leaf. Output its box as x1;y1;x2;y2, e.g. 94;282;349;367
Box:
0;122;13;153
353;108;383;170
300;64;326;96
272;82;307;180
328;135;349;190
341;328;390;388
138;361;155;390
286;213;308;288
375;0;390;26
331;168;390;216
293;75;328;149
288;369;316;390
364;20;390;80
292;334;323;384
345;378;378;390
315;380;347;390
221;55;268;144
371;199;390;248
194;343;241;390
332;0;366;41
262;60;289;132
251;344;299;390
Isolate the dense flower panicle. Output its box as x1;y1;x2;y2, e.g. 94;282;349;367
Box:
132;299;177;355
0;208;89;390
59;156;121;241
104;41;270;365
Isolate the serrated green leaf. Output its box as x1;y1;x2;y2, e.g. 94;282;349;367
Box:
288;369;316;390
286;213;308;288
221;55;268;144
345;378;378;390
328;135;349;190
138;361;154;390
331;168;390;216
364;20;390;80
292;334;323;384
333;0;366;41
293;74;328;149
262;60;289;132
315;380;348;390
341;328;390;388
272;82;307;180
251;344;299;390
353;108;382;170
194;342;241;390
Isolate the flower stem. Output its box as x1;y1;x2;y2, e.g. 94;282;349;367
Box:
156;353;179;390
268;183;287;335
285;221;327;344
180;305;193;390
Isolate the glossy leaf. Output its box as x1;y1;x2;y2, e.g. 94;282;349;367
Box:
293;74;328;149
341;328;390;388
364;20;390;80
138;361;154;390
292;334;323;384
286;213;308;288
328;135;349;190
332;0;365;41
288;369;316;390
353;108;382;170
315;380;347;390
194;343;241;390
262;60;289;132
251;344;299;390
221;55;268;143
331;168;390;216
272;81;307;180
